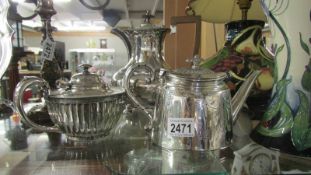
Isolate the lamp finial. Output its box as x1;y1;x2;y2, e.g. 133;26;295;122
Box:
237;0;253;20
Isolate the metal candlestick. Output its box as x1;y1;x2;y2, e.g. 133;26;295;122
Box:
36;0;62;89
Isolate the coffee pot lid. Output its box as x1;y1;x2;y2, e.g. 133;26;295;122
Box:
50;64;124;98
124;10;169;32
167;55;227;81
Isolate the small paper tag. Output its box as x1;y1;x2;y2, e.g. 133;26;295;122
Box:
41;37;56;61
168;118;195;137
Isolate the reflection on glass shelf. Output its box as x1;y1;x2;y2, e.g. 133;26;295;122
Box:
124;147;228;175
0;113;311;174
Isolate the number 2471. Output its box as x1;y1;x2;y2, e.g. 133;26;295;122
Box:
170;123;191;133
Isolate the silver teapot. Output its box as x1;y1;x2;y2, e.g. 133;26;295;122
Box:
137;56;260;151
14;64;125;142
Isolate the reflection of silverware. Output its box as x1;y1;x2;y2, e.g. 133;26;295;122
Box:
232;141;280;175
0;99;17;119
125;147;227;174
14;64;125;143
111;104;151;141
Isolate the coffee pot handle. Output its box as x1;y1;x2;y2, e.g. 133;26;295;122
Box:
13;76;61;133
123;63;155;119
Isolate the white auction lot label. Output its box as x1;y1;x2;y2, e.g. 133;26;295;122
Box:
167;118;195;137
41;37;56;61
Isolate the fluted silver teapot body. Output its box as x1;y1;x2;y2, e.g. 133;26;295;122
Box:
14;64;125;142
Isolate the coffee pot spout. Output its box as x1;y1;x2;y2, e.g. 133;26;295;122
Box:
110;28;132;58
110;28;133;85
232;70;261;123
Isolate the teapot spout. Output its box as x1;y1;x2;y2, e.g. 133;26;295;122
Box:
232;70;261;123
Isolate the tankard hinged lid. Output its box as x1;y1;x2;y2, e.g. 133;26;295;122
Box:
166;55;227;81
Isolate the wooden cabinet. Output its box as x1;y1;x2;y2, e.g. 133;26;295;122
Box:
200;22;225;59
163;0;225;69
163;0;196;68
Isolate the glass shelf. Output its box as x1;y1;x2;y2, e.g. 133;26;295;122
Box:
0;115;311;175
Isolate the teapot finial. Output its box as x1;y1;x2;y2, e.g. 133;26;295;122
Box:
143;10;154;24
186;55;202;69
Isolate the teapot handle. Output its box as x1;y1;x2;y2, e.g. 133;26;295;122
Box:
123;63;155;119
13;76;61;133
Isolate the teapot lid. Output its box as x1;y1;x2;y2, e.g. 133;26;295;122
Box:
50;64;124;99
70;64;105;90
167;56;227;81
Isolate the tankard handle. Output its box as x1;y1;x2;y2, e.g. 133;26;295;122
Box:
13;76;61;133
123;63;155;119
170;16;201;56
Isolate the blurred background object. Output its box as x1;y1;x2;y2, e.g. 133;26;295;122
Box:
187;0;273;119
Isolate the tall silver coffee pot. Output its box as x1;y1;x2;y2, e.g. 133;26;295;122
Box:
111;12;170;115
136;56;260;151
